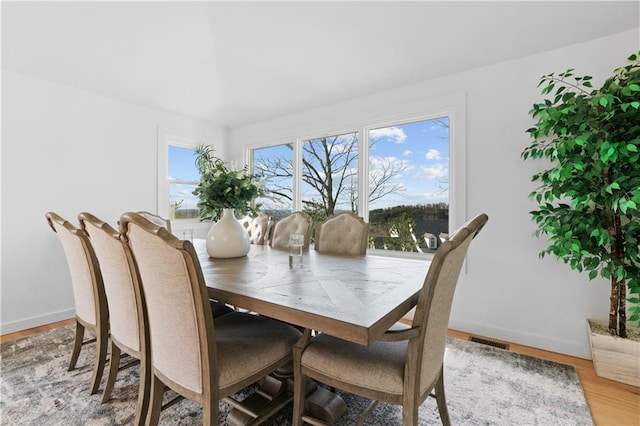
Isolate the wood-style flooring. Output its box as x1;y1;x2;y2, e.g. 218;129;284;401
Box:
2;320;639;425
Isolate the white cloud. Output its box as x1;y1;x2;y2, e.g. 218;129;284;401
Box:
415;164;448;179
425;149;441;160
370;156;414;175
369;127;407;144
402;150;412;156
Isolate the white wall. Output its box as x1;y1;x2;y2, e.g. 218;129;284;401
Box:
229;29;639;358
1;70;224;333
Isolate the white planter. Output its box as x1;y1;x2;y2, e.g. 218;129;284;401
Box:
587;319;640;387
206;208;250;258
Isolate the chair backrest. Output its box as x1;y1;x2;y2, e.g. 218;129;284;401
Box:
46;212;107;327
245;213;269;245
79;212;146;355
120;212;215;396
270;211;313;250
314;212;368;255
136;211;172;234
239;215;252;230
411;213;488;393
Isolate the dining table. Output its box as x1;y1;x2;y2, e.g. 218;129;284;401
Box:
194;241;431;425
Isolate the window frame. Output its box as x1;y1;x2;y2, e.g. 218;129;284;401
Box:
157;126;220;235
243;93;466;259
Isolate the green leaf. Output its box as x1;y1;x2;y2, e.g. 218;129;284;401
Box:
629;84;640;92
628;144;638;152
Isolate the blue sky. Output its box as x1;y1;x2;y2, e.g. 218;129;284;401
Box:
169;116;449;211
168;145;201;210
368;117;449;209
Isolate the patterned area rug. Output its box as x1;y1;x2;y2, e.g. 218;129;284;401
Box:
0;325;593;425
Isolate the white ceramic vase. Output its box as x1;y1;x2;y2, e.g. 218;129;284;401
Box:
206;208;250;258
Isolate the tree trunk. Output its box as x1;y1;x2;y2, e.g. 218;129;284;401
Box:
614;213;627;338
603;169;622;336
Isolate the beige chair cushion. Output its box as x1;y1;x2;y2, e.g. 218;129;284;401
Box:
270;212;312;250
84;222;140;352
214;312;301;390
301;333;407;397
248;213;269;245
128;224;203;394
315;213;368;255
51;221;97;326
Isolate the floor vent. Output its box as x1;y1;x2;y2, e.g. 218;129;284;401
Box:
468;336;509;350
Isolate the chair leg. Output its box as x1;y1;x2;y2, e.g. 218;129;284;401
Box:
402;400;420;426
89;328;108;395
292;374;306;426
68;320;85;371
146;374;164;426
101;342;121;403
435;368;451;426
292;329;312;426
134;352;151;426
202;395;219;426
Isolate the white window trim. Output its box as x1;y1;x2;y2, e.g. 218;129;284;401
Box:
157;126;220;234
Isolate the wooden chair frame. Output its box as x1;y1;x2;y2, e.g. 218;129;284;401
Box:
120;212;298;425
78;212;151;425
293;213;489;426
136;211;172;233
46;211;109;395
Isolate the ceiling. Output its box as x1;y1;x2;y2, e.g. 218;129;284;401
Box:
2;1;639;128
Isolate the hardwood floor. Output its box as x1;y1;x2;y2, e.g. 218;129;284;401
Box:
2;321;638;425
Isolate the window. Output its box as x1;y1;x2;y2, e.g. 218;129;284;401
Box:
368;117;449;254
157;127;220;234
168;145;200;220
249;112;455;257
252;143;294;219
302;132;358;220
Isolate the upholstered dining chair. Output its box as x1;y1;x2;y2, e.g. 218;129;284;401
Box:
45;212;109;395
270;211;313;250
119;212;302;425
136;211;171;234
293;213;489;426
314;212;369;255
78;212;150;425
243;212;269;245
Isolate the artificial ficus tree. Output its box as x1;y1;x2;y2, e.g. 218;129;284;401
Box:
523;51;640;338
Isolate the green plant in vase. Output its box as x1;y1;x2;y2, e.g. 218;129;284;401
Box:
192;144;264;221
522;51;640;339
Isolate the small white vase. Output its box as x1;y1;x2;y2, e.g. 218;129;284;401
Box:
206;208;250;258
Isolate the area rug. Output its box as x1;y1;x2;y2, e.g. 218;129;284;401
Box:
0;325;593;425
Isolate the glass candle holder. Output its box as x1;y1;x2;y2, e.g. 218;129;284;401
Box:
289;234;304;268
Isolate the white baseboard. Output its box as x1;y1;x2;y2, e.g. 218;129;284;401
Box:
1;309;75;335
448;318;592;360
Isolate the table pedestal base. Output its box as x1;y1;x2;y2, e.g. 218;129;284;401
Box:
225;375;346;425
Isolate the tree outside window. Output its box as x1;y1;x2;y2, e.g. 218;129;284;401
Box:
251;116;450;255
